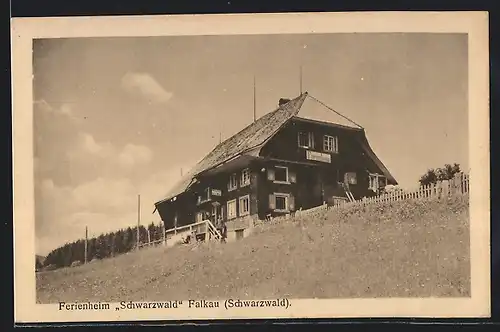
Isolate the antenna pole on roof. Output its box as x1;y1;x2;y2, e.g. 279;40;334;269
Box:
253;75;256;122
299;65;303;95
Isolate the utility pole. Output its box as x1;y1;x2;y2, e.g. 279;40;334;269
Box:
253;75;256;122
84;226;88;264
136;194;141;251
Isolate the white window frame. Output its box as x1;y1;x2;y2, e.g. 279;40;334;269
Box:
274;193;289;212
240;168;250;187
226;199;237;220
228;173;238;191
274;166;289;184
239;195;250;216
323;135;338;153
298;131;314;149
369;173;384;192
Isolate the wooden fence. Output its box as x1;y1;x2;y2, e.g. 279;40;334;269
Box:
336;172;469;208
139;172;469;246
265;172;470;223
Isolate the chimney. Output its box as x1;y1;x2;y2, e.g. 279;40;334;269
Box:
279;98;291;106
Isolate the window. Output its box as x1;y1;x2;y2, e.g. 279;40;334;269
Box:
228;173;237;191
269;193;295;212
369;173;386;192
298;132;314;148
198;187;210;203
323;135;338;153
344;172;357;185
235;229;244;240
368;174;379;192
274;166;288;183
239;195;250;216
275;194;288;211
240;169;250;187
268;167;295;184
227;199;237;219
378;176;387;188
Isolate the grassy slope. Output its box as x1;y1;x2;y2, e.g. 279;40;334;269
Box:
37;195;470;303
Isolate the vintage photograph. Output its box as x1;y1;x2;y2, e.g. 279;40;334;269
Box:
12;12;490;322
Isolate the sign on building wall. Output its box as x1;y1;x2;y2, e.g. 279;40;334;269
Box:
211;189;222;196
306;150;331;163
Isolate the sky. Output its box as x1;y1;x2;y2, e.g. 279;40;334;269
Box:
33;33;468;255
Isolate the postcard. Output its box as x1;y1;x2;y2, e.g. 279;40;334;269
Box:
11;11;490;323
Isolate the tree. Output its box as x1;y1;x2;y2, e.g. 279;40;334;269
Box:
95;234;107;259
419;163;461;186
419;169;438;186
114;229;125;254
123;227;135;252
436;163;461;181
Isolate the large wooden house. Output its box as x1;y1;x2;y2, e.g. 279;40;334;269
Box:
154;92;397;242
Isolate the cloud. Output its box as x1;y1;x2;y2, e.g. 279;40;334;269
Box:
121;72;173;104
69;132;154;171
118;144;153;168
34;99;80;122
35;177;137;254
72;177;136;213
80;133;109;155
35;159;197;255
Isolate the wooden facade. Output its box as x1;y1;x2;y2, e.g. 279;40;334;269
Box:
155;93;397;239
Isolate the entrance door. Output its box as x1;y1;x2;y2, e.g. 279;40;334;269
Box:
297;166;323;210
212;204;223;228
321;168;339;202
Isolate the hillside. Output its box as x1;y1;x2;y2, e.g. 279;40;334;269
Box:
36;195;470;303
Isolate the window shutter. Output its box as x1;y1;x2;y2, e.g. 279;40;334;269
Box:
289;171;297;183
269;194;276;209
288;195;295;211
267;168;275;181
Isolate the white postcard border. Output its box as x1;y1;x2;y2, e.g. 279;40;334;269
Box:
11;11;490;322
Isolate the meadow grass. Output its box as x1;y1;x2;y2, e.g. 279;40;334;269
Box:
36;195;470;303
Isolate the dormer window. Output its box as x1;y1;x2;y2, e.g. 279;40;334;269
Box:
298;132;314;149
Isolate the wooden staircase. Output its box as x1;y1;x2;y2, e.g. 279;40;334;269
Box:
341;182;355;203
205;219;223;241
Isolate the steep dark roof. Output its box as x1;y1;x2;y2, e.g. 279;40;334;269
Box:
155;92;397;206
155;93;309;205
